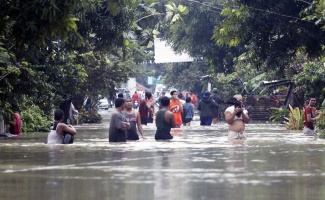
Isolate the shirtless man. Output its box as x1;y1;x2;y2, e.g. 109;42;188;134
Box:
225;95;250;139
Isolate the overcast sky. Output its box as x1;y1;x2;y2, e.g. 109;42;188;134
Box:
154;38;193;63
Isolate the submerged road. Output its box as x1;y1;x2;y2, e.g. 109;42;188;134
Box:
1;109;325;200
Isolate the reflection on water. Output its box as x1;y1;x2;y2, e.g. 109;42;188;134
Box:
1;110;325;200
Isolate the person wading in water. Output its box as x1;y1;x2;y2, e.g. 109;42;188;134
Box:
155;96;176;140
123;97;145;140
225;95;250;139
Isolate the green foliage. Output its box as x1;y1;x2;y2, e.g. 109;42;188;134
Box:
211;62;277;99
0;0;158;117
294;61;325;105
284;105;305;130
165;3;189;24
269;107;289;122
212;5;248;47
303;0;325;28
316;104;325;138
78;109;102;124
161;62;206;93
213;0;325;74
161;0;242;74
20;105;52;132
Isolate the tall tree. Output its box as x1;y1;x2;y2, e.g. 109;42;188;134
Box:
0;0;155;115
213;0;325;74
161;0;242;74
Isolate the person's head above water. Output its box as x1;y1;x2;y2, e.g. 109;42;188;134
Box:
115;98;125;108
54;109;64;121
160;96;170;107
118;93;124;98
145;91;152;99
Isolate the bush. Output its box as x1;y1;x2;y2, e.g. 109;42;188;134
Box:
269;107;289;122
20;105;52;132
284;105;305;130
316;106;325;138
78;108;102;124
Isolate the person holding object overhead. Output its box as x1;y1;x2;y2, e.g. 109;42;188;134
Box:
109;98;130;142
225;94;250;139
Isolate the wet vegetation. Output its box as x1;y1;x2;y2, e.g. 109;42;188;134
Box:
1;0;170;129
1;0;325;132
78;109;102;124
284;105;305;130
158;0;325;134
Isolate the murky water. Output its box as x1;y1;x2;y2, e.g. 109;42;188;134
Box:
1;110;325;200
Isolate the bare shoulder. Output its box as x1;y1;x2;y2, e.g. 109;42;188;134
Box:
166;110;174;117
224;111;232;117
57;122;66;128
225;106;232;114
56;123;66;133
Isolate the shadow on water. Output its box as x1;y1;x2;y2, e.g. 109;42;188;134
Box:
1;110;325;200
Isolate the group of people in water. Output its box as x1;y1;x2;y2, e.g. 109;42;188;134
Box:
5;91;319;143
45;89;251;144
108;90;250;142
45;87;322;144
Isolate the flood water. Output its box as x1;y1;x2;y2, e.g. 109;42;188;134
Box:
1;109;325;200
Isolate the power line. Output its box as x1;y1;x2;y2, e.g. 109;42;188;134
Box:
185;0;317;24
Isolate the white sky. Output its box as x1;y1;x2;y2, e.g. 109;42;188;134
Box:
154;38;194;63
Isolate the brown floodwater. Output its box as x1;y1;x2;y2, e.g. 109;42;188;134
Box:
1;109;325;200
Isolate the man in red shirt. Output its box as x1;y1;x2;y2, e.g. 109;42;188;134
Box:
139;92;152;125
188;90;197;108
132;91;139;108
9;110;22;135
132;91;139;103
303;97;319;135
